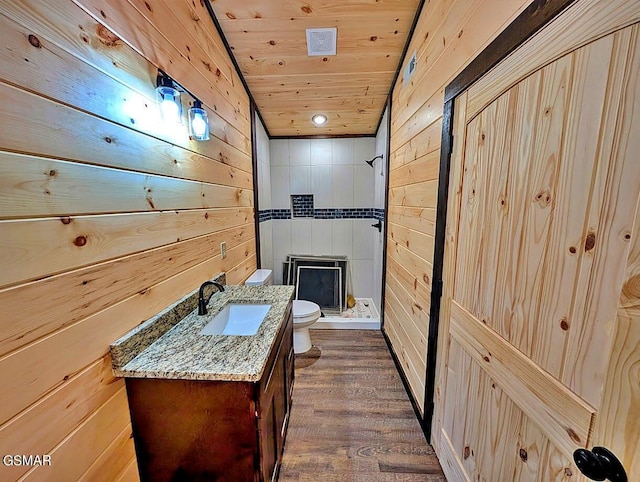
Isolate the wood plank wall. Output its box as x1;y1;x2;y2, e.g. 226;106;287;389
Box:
0;0;254;480
385;0;533;414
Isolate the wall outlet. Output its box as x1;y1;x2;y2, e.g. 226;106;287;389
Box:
220;242;227;259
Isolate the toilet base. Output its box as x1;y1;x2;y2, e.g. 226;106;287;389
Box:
293;326;312;354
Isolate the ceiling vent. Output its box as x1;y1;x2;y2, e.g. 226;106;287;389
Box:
306;28;337;56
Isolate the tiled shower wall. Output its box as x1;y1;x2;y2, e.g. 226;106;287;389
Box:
372;107;389;310
259;136;381;299
255;113;273;270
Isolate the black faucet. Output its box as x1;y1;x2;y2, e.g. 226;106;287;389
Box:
198;281;225;315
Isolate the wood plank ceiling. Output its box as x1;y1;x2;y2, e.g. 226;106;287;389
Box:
207;0;421;137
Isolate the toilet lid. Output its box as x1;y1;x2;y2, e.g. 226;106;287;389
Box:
293;300;320;318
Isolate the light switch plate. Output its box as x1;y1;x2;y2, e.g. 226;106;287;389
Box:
403;51;417;87
221;242;227;259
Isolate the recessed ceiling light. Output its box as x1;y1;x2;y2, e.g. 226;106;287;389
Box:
312;114;327;126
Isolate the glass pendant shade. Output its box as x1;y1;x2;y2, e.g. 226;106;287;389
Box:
156;74;182;124
189;100;210;141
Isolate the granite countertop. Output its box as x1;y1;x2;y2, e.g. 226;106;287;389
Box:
110;283;295;382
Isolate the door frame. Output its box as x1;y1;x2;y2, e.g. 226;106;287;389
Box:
423;0;577;439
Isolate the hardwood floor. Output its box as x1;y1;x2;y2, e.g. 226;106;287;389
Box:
279;330;446;481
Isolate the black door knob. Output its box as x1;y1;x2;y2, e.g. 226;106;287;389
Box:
573;446;627;482
371;220;382;233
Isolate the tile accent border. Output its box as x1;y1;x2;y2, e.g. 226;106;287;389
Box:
314;208;375;219
258;208;384;222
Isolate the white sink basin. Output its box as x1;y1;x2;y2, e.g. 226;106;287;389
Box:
200;303;271;336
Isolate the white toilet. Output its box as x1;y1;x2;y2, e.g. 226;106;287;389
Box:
245;269;321;354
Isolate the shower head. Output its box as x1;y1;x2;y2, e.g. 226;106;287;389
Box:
365;154;383;168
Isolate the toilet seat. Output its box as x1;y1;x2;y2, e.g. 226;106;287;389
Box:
292;300;321;324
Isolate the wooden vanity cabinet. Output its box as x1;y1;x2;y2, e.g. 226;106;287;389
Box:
124;306;294;482
257;308;294;481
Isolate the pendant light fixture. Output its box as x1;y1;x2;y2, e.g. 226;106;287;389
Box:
156;69;210;141
189;100;210;141
156;71;182;125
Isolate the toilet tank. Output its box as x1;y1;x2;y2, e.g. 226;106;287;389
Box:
245;269;273;286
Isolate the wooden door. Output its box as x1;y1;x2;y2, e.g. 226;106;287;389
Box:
433;1;640;480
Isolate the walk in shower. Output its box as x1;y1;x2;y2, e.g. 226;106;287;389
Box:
253;107;389;329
